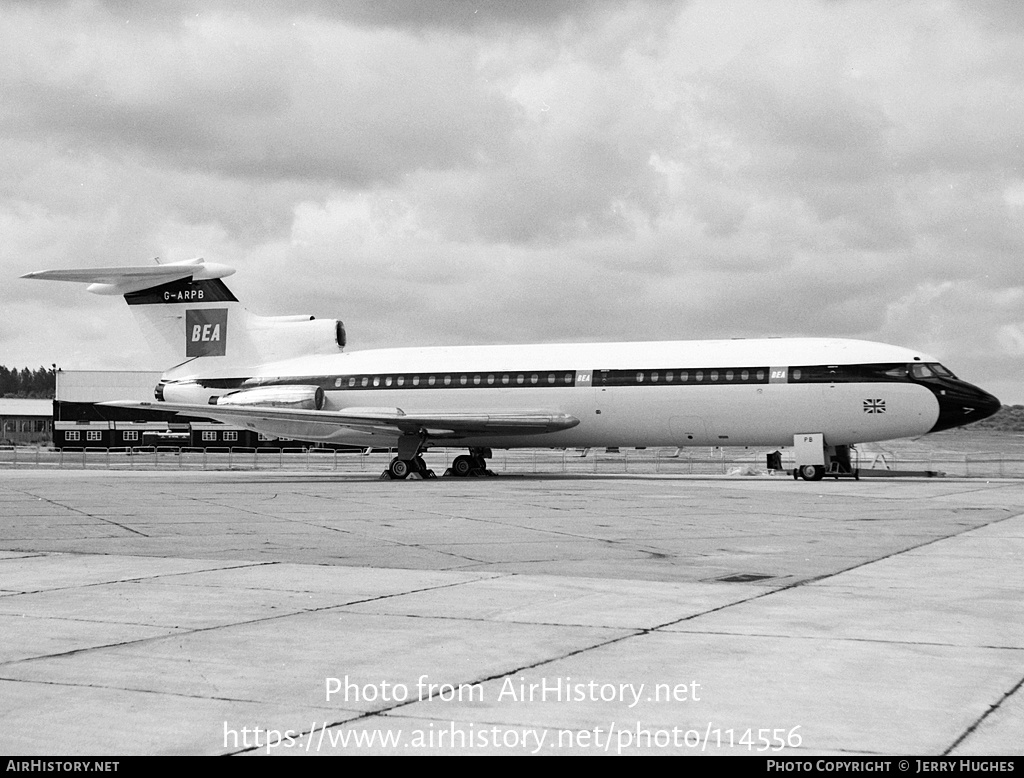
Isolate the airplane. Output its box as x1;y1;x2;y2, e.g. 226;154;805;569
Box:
23;257;1001;480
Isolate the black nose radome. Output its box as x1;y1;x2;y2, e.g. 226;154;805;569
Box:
929;382;1001;433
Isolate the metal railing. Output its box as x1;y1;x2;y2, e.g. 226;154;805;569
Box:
1;445;1022;478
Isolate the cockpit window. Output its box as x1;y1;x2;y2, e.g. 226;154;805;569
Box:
909;363;957;380
911;364;935;379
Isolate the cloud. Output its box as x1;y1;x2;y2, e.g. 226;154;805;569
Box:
2;0;1022;405
1;3;517;185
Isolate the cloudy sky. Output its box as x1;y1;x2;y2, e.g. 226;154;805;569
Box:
3;0;1022;403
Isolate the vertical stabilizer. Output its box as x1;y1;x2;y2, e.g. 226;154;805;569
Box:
22;259;346;372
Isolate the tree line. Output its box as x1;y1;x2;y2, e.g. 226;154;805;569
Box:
0;365;56;398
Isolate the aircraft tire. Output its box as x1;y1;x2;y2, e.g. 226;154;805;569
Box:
452;455;474;477
389;458;411;479
799;464;825;481
414;455;427;473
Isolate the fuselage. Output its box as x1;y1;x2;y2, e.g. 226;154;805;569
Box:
159;337;1001;451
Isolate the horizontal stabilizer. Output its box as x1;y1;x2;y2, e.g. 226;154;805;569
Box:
22;258;234;295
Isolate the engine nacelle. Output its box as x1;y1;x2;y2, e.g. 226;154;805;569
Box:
157;379;219;404
215;385;325;410
248;315;346;358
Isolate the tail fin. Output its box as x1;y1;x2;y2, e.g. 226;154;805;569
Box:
22;258;346;369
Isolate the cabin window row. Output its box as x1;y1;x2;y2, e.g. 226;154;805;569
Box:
331;372;578;389
596;368;770;387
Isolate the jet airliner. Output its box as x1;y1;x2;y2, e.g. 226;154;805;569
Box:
23;258;1001;480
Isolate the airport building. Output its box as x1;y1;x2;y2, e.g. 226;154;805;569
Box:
0;398;53;446
50;370;313;450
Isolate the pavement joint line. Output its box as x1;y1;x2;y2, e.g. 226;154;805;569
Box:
0;571;508;668
227;626;652;756
653;627;1024;653
0;673;328;707
0;555;279;596
642;509;1024;633
943;672;1024;755
5;487;150;538
166;493;498;566
411;510;716;561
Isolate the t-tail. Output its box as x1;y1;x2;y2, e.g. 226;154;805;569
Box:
22;258;347;371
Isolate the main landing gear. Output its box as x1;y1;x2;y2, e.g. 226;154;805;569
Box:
385;455;435;480
380;435;494;480
444;448;495;478
381;431;437;480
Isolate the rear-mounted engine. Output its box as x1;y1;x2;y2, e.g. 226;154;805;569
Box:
214;385;325;410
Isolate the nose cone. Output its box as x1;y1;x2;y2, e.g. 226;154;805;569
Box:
929;382;1001;433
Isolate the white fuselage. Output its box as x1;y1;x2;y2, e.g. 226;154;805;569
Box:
164;337;943;450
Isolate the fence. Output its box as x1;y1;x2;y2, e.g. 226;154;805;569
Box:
1;445;1022;478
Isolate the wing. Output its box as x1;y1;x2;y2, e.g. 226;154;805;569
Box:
102;401;580;439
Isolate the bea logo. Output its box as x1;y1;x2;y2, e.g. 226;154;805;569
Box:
185;309;228;357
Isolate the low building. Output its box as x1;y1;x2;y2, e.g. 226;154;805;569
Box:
0;399;53;445
51;369;337;450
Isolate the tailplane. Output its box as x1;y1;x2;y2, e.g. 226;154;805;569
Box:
22;258;346;369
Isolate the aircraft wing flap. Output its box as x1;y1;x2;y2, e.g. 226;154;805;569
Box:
103;401;580;438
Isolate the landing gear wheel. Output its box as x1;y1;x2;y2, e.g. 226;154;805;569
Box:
452;455;474;477
799;464;825;481
388;458;411;480
413;456;427;473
